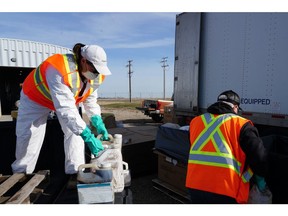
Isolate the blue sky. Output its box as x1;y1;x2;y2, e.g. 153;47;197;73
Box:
0;12;178;99
1;1;285;99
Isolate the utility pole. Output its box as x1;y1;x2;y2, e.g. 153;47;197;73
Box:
126;60;133;102
160;57;169;99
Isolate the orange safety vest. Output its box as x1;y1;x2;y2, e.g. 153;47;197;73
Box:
186;113;253;203
22;54;105;110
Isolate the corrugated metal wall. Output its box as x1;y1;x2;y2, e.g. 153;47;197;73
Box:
0;38;72;68
0;38;72;115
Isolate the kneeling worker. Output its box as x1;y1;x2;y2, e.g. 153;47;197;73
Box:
186;90;268;204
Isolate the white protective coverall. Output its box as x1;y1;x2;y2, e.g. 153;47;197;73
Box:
11;66;101;174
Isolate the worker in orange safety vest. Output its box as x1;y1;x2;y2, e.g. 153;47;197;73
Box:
12;43;112;175
186;90;268;203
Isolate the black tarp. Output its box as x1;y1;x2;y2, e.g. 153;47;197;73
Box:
155;125;190;163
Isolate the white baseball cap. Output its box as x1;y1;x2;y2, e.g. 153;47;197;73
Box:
81;45;112;75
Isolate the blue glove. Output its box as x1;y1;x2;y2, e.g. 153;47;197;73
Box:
80;126;104;156
254;175;267;192
91;115;109;141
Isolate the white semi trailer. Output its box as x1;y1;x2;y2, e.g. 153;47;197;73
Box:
173;12;288;132
151;13;288;203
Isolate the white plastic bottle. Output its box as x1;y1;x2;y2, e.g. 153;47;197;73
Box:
113;134;122;149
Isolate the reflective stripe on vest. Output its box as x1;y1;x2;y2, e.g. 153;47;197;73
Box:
61;54;104;101
63;54;80;97
34;54;104;102
28;53;105;110
189;113;252;182
33;54;79;103
34;66;52;101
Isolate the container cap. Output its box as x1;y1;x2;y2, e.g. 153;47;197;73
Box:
114;134;122;138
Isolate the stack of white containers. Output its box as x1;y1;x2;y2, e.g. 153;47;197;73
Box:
77;134;130;204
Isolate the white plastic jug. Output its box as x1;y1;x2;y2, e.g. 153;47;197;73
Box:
77;163;114;204
122;161;131;187
91;134;127;193
77;163;113;184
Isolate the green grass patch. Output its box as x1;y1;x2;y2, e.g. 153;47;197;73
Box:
101;102;141;110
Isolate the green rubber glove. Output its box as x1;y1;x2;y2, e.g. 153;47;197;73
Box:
80;126;104;156
254;175;267;192
91;115;109;141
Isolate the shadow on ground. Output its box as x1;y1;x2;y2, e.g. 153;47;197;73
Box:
130;173;181;204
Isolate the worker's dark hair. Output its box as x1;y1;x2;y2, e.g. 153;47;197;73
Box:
73;43;86;72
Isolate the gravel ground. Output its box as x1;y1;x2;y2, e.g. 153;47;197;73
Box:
101;107;151;122
98;99;151;122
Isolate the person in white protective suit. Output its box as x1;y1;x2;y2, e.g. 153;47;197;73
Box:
11;43;112;174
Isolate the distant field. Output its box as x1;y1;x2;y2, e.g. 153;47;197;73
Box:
98;99;143;110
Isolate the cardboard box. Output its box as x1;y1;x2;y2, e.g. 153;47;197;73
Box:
156;151;188;194
163;105;178;123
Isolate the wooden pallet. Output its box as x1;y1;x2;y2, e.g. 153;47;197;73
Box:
0;170;49;204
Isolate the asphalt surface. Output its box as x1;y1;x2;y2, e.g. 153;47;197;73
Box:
129;173;182;204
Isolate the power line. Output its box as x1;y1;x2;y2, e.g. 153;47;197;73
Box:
126;60;133;102
160;57;169;99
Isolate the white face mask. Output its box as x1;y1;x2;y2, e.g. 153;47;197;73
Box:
82;71;98;80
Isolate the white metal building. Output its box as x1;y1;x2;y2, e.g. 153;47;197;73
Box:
0;38;71;68
0;38;72;116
